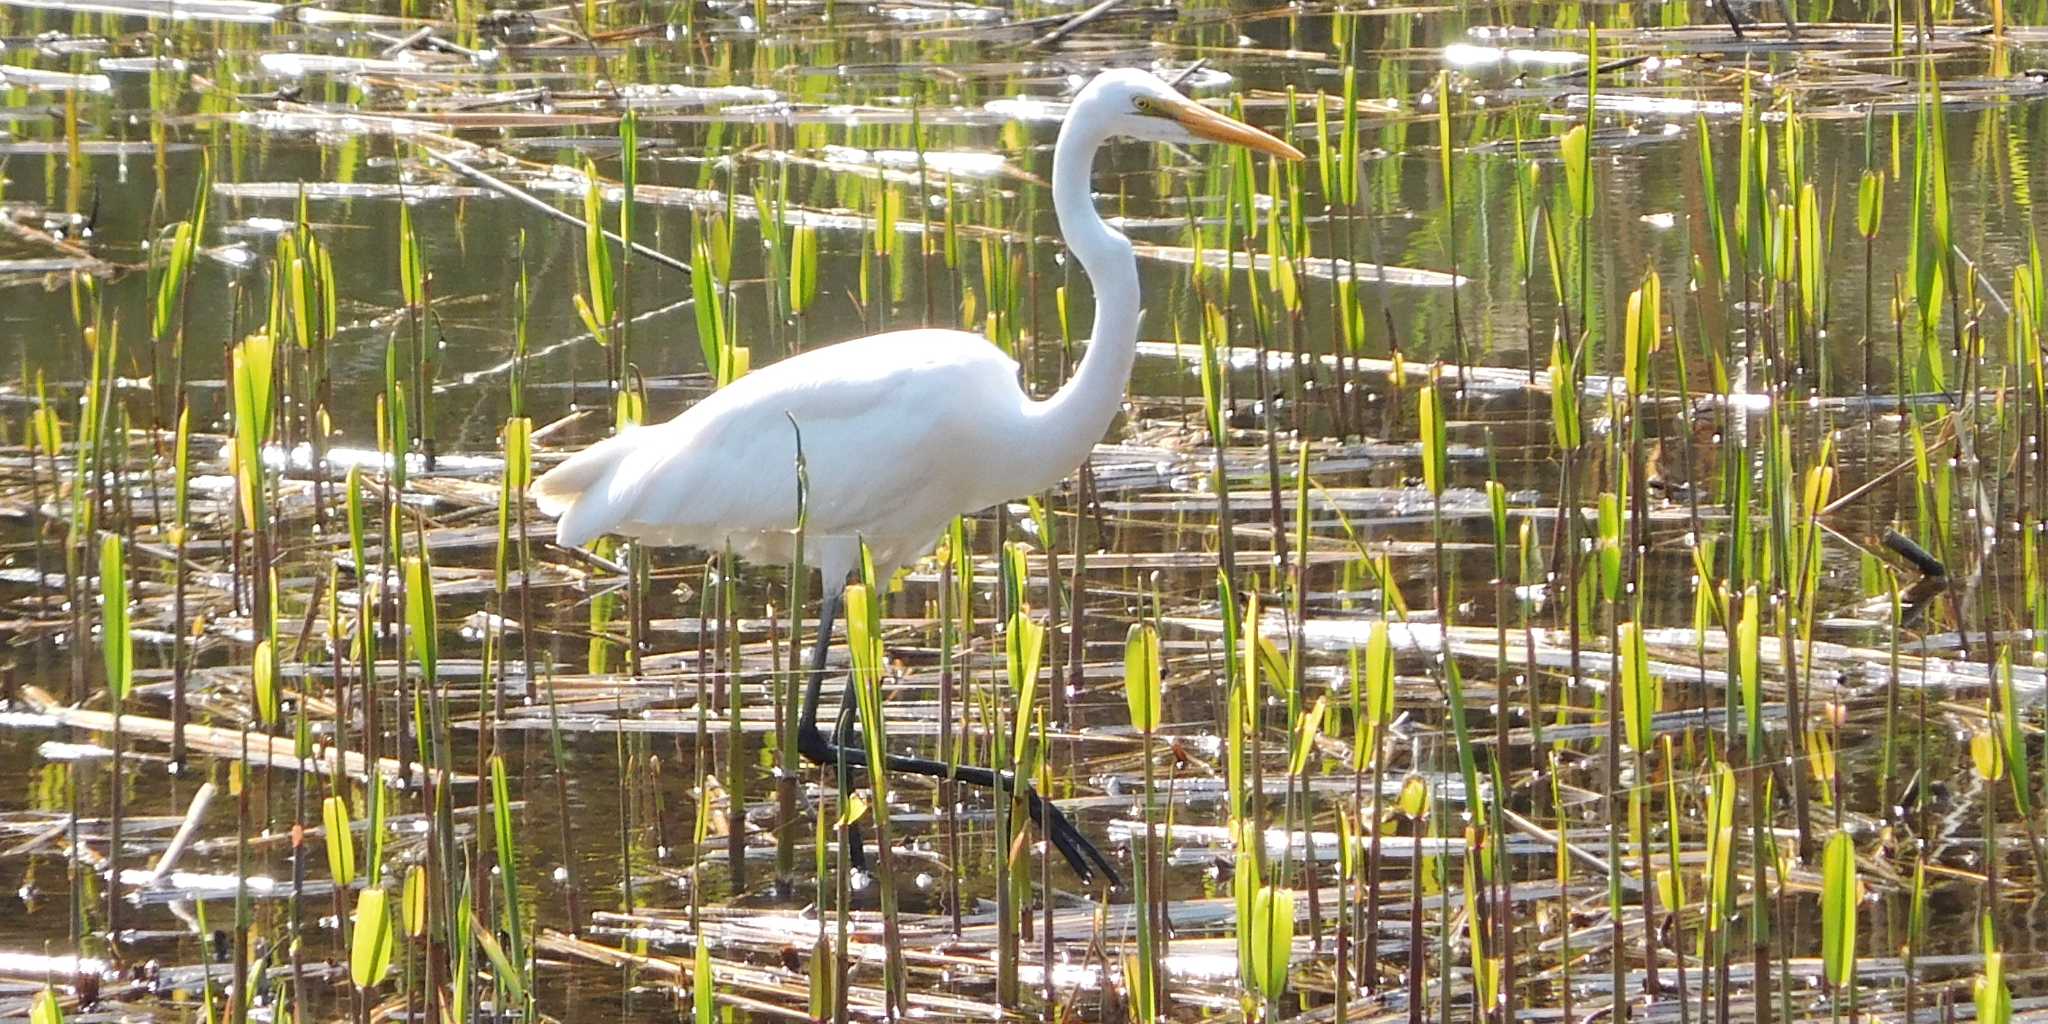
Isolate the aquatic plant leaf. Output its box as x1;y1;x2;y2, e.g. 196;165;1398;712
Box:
1124;622;1161;734
582;167;614;328
618;111;637;249
1548;338;1581;449
1821;830;1859;988
489;755;523;965
1247;884;1295;999
1972;731;2004;781
1618;622;1654;751
1704;761;1736;930
397;204;423;309
1859;169;1884;239
1007;614;1045;763
1560;124;1590;218
1623;272;1659;394
322;795;356;887
100;535;129;702
29;990;60;1024
471;910;526;1006
1596;493;1622;604
401;864;427;937
1977;952;2011;1024
349;887;394;989
1363;619;1394;730
691;233;731;384
1418;383;1447;497
405;556;436;684
1397;774;1429;818
252;639;277;727
231;332;276;525
693;938;715;1022
790;226;818;314
1289;695;1327;777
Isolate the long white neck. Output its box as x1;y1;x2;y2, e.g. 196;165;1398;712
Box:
1018;98;1140;492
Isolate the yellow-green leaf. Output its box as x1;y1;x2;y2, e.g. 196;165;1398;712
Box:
252;639;277;727
349;887;395;989
1124;622;1161;734
1246;884;1295;999
322;796;356;887
1821;831;1859;988
30;988;61;1024
1418;383;1447;498
100;534;130;702
401;864;428;937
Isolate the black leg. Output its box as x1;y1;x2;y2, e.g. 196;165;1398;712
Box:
795;590;867;872
794;586;1119;887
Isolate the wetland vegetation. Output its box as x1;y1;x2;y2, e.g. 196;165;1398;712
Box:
3;0;2048;1022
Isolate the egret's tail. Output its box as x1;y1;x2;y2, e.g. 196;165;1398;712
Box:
531;431;638;548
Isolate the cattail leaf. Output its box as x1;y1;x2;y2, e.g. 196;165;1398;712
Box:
582;166;613;326
321;795;356;887
1596;492;1623;604
1996;653;2031;806
693;935;716;1022
1704;761;1736;931
836;793;870;829
1363;619;1394;730
1465;855;1498;1010
1972;730;2005;781
1977;953;2011;1024
365;776;388;883
1289;695;1327;777
1821;830;1859;988
1123;623;1161;734
1418;383;1447;497
1007;614;1046;762
790;226;818;314
471;911;526;1005
100;534;130;702
349;887;395;989
154;221;194;340
252;639;277;727
1246;884;1295;999
573;293;608;345
617;110;637;248
1618;621;1655;750
401;863;427;937
1560;123;1590;218
1737;589;1762;750
29;990;60;1024
404;556;437;684
398;203;423;309
1548;339;1581;449
1397;774;1429;818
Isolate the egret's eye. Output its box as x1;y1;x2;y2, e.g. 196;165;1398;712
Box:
1134;97;1155;114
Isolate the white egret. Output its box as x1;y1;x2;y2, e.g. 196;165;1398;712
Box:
532;68;1303;884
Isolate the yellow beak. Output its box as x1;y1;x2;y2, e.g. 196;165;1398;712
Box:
1166;98;1305;161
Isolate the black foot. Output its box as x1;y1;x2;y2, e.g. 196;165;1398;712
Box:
846;821;868;875
1025;783;1121;887
797;726;1120;887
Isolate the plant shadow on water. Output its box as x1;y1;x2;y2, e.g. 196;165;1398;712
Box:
3;0;2048;1020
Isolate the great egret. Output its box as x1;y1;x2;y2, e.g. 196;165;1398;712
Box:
533;68;1303;884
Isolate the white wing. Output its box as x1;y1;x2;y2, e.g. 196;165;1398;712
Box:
533;329;1027;553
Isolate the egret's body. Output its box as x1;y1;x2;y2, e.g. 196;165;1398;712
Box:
537;325;1117;583
533;68;1300;884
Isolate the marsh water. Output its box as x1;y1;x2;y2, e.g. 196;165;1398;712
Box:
4;1;2048;1022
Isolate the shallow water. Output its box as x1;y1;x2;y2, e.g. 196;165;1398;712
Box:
4;0;2048;1021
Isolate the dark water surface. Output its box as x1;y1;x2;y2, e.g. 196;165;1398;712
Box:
5;0;2048;1021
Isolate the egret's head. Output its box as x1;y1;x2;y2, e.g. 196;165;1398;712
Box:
1075;68;1304;161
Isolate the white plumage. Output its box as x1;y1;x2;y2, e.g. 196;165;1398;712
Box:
528;67;1301;883
533;327;1064;583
